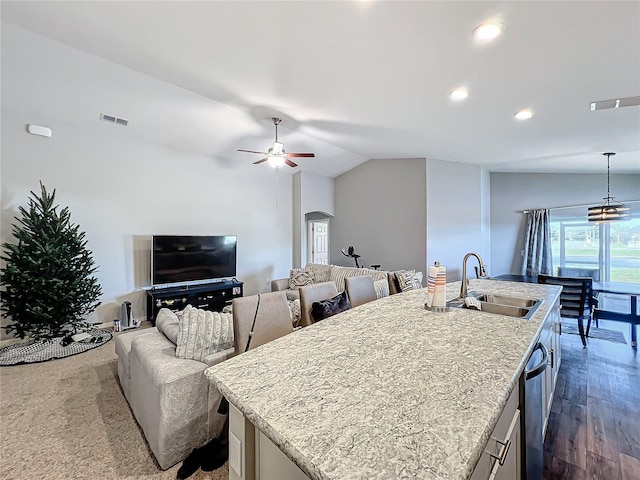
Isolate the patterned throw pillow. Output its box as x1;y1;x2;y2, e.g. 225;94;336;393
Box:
289;268;314;290
311;291;351;322
374;279;390;299
175;305;235;362
395;270;424;292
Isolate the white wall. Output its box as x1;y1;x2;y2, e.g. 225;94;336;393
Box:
292;171;334;268
332;158;427;273
426;159;490;281
490;172;640;275
1;23;296;338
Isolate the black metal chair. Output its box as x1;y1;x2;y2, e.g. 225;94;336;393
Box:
538;274;595;347
557;266;600;282
557;267;600;329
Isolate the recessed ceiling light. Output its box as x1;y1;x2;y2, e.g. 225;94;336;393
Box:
473;22;503;41
450;87;469;101
514;109;534;120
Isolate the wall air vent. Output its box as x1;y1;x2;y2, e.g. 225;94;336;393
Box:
590;96;640;111
100;112;130;126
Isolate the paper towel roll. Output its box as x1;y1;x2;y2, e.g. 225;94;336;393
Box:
426;262;447;309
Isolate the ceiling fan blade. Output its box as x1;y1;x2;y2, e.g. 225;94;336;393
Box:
253;158;268;165
285;159;298;168
286;153;315;158
238;149;268;155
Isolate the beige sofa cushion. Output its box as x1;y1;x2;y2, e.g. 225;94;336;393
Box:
306;263;332;283
329;266;388;292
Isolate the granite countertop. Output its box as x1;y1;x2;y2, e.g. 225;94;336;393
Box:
206;279;561;480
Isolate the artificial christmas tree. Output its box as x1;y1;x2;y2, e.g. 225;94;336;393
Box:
1;182;102;340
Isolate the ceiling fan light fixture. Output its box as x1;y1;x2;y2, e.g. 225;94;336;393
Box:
588;152;630;223
237;117;314;168
267;155;285;168
271;141;284;155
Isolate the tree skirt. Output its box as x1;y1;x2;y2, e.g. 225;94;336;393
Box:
0;329;113;366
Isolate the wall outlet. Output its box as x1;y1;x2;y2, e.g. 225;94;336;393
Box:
229;432;242;476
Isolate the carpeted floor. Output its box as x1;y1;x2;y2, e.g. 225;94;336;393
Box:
0;332;228;480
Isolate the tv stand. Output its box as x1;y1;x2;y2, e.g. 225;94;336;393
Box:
147;280;243;325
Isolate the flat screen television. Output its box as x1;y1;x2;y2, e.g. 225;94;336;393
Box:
151;235;237;287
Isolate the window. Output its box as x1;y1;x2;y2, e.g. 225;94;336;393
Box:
550;202;640;283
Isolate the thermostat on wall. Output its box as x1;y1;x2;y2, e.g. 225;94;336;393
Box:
27;124;52;137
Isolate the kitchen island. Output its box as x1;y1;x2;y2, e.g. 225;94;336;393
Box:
205;279;562;480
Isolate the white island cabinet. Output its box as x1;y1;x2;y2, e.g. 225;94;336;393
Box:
541;301;561;434
207;279;562;480
469;385;521;480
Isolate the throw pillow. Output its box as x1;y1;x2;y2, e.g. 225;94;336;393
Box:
289;268;314;290
395;270;424;292
156;308;180;345
176;305;235;362
288;299;302;327
329;266;363;292
311;291;351;322
374;279;390;299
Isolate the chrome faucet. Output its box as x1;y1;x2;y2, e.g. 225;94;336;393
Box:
460;252;488;299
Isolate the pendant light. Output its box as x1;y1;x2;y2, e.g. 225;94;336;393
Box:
587;152;630;222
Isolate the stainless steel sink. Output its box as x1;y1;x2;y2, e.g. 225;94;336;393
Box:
475;302;531;318
447;293;543;319
478;294;538;308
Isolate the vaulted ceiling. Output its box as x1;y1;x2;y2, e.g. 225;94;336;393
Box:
2;1;639;177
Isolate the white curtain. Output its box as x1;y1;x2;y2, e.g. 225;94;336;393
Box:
522;209;552;276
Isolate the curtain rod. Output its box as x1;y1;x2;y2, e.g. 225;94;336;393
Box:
522;199;639;214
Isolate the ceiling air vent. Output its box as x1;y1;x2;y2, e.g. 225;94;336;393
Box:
590;96;640;111
100;112;130;126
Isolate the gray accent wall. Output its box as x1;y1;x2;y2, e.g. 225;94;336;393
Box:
490;172;640;275
332;158;427;273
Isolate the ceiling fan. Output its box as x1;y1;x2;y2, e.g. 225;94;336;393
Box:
238;117;315;168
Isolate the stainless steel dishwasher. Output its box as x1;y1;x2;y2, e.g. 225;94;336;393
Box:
520;341;548;480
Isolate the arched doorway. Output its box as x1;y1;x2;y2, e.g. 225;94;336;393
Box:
306;212;331;265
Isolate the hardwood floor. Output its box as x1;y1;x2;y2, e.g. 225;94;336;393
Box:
543;320;640;480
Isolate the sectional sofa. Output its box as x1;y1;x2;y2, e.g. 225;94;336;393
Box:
271;263;401;302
